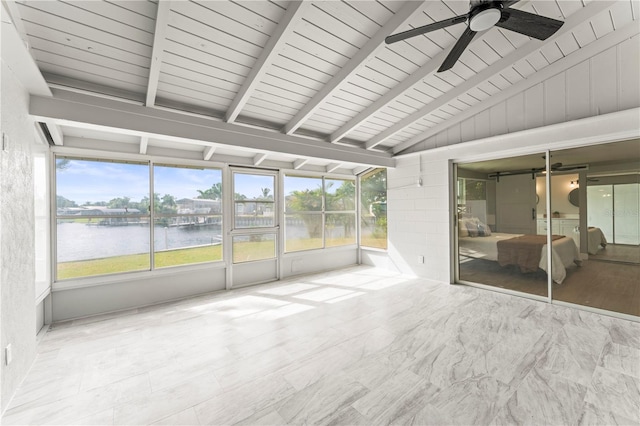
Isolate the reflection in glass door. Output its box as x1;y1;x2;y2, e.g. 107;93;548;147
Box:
230;170;278;287
456;140;639;319
456;153;549;300
550;141;639;318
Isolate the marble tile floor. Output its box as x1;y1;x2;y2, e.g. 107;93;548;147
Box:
2;265;639;425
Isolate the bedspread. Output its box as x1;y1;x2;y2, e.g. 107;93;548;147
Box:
497;234;564;273
587;227;607;255
459;233;582;284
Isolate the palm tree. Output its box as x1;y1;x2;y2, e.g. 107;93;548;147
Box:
197;182;222;200
259;187;273;200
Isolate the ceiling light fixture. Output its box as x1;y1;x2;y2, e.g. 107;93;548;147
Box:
469;5;501;32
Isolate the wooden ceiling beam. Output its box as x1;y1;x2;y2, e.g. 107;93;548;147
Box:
293;158;309;170
203;146;216;161
146;1;172;107
326;163;342;173
253;153;268;166
283;1;425;135
139;136;148;154
225;1;309;123
30;89;395;168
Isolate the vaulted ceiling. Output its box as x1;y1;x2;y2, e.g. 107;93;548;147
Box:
4;0;639;173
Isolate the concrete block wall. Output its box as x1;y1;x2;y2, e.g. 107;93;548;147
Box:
386;153;451;282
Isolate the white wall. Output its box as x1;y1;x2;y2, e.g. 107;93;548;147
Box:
385;154;451;280
536;174;580;218
51;266;227;321
282;247;357;278
0;59;37;413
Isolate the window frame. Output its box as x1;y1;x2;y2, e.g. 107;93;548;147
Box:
359;168;388;251
282;172;357;253
52;153;225;282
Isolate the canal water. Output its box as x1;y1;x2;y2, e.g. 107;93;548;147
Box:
56;222;222;262
56;220;334;262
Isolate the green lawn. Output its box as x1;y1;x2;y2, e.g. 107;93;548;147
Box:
58;237;381;280
360;236;387;249
57;245;223;280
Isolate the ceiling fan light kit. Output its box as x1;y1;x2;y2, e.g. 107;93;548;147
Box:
385;0;565;72
469;4;502;32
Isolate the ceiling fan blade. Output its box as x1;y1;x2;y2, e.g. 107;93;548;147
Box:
501;0;521;8
496;8;564;40
385;14;467;44
438;26;477;72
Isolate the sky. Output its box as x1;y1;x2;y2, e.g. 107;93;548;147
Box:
56;159;346;205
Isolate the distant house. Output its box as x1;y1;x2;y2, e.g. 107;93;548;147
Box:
176;198;221;214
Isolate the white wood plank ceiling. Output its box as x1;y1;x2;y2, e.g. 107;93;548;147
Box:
8;0;640;171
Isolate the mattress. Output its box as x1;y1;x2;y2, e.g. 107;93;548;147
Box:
458;233;582;284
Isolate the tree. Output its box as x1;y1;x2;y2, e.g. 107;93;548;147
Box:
259;187;273;200
56;158;71;170
325;180;356;237
361;169;386;207
286;187;322;238
159;194;177;214
56;195;77;209
361;169;387;240
197;182;222;200
108;196;131;209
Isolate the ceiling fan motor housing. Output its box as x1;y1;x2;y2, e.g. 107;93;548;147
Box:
469;1;504;32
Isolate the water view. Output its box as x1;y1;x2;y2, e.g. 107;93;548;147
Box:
56;221;330;262
57;222;222;262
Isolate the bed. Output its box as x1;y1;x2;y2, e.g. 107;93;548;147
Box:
458;232;581;284
587;227;607;255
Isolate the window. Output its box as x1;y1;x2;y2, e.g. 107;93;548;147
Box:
55;157;151;279
34;151;50;297
360;168;387;249
284;175;356;252
233;173;275;228
457;178;488;223
153;165;223;268
55;157;223;280
324;178;356;247
285;176;323;251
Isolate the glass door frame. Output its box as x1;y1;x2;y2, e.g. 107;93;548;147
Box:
452;150;554;304
227;167;280;289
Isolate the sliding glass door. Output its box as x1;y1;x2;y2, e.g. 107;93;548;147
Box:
588;181;640;245
456;139;639;319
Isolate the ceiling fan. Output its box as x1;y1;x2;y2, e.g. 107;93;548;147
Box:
385;0;564;72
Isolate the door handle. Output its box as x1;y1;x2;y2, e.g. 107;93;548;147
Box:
532;208;535;220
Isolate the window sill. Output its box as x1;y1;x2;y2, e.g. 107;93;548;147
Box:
283;244;358;256
360;246;388;253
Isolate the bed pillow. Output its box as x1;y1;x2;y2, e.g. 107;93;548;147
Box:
462;217;492;237
465;219;480;237
459;219;470;237
477;221;492;236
